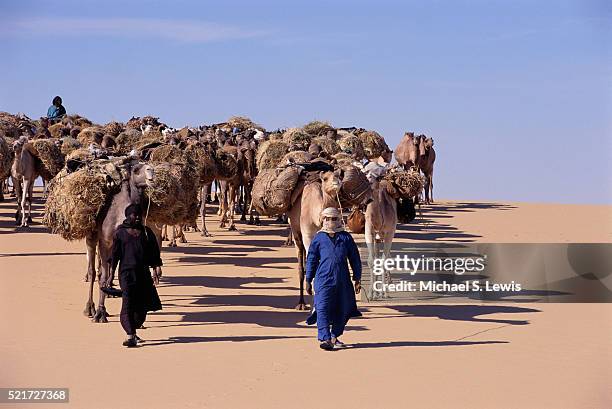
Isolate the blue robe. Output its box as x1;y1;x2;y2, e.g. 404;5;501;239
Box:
305;231;362;341
47;104;66;120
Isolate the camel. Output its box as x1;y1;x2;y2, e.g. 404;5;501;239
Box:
218;145;244;231
418;136;436;204
11;137;39;227
364;175;398;299
239;142;260;225
394;132;421;170
287;170;341;310
83;159;156;322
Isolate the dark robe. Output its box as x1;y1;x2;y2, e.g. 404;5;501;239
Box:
110;221;163;313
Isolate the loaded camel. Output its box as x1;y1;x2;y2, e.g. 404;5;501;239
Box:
395;131;421;170
11;136;39;227
418;135;436;203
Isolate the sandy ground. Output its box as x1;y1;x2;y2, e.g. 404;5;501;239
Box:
1;192;611;409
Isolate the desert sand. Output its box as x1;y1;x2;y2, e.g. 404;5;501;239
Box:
1;191;611;409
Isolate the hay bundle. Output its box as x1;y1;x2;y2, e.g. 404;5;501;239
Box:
281;150;313;165
302;120;333;136
332;152;355;169
62;114;93;129
43;164;121;240
66;148;95;164
0;136;12;179
227;116;262;131
60;137;81;156
133;135;164;152
251;166;301;216
145;161;199;226
26;139;64;179
48;123;69;138
185;143;217;185
269;132;284;141
256;140;289;171
115;128;143;154
103;121;124;137
338;134;365;159
126;116;161;130
77;127;105;146
383;168;424;199
313;136;340;155
359;130;390;159
339;166;372;207
282;128;311;150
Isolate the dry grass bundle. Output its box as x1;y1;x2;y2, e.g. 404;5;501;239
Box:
185;143;217;185
313;137;340;155
332;152;355;169
27;139;64;179
62;114;93;129
0;136;12;179
227;116;263;131
281;150;313;165
302;120;333;136
359;130;391;159
383;168;424;199
269;132;283;141
133;135;164;151
77;127;105;146
282;128;311;150
48;123;69;138
251;166;301;216
214;148;239;180
115;128;143;154
256;140;289;171
338;134;365;159
103;121;124;136
66;148;95;164
43;167;119;240
60;137;82;156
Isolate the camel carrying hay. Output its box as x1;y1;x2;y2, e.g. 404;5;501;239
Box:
43;162;123;240
282;128;311;151
302;120;333;136
0;136;12;180
251;166;302;216
77;127;105;146
383;167;425;199
312;137;340;155
359;130;391;159
338;134;366;160
25;139;65;180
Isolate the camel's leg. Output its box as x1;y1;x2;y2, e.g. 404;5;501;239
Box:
92;242;111;323
168;225;178;247
26;179;34;224
200;184;212;237
381;232;395;298
178;225;187;243
293;235;308;310
83;235;97;317
161;225;168;241
283;226;294;247
0;180;4;202
20;178;31;227
227;184;238;231
365;222;380;299
13;176;22;225
218;181;227;226
428;170;434;204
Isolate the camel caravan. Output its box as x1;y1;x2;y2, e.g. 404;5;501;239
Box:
0;111;437;312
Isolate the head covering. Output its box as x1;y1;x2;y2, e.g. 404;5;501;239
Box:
124;203;142;218
319;207;344;234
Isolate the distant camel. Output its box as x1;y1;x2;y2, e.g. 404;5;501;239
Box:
394;132;421;170
83;160;156;322
418;135;436;203
287;170;341;310
11;137;39;227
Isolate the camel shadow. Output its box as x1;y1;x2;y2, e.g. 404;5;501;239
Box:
387;304;540;325
141;335;310;347
160;276;296;291
347;340;508;349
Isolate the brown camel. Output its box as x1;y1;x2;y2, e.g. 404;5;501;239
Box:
218;144;244;231
83;160;156;322
418;135;436;203
394;131;421;170
286;170;341;310
11;137;39;227
364;177;398;299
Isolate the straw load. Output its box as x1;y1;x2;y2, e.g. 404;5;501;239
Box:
359;130;391;159
256;139;289;171
383;166;425;199
282;128;311;151
25;139;65;180
338;166;372;207
185;142;217;185
43;161;124;241
215;147;240;180
48;123;69;138
227;116;263;131
60;137;82;156
145;145;199;225
312;136;340;155
103;121;124;137
338;134;366;160
66;148;96;164
126;116;162;130
0;112;36;139
61;114;93;129
77;127;105;146
251;166;302;216
332;152;355;169
0;136;12;179
281;150;313;165
302;120;334;137
115;128;144;154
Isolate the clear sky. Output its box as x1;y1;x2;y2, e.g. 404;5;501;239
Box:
1;0;610;204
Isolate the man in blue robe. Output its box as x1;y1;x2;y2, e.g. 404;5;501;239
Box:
46;96;66;122
305;207;362;350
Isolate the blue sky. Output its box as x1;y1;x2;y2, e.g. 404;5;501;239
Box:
1;0;610;204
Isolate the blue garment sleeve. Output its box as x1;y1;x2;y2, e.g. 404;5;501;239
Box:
47;106;57;118
305;236;320;283
346;233;362;282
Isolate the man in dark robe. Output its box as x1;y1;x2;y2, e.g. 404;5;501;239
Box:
107;203;163;347
305;207;362;351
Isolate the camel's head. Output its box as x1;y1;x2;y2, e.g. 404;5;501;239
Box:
421;136;434;154
381;149;393;163
320;170;341;196
131;163;155;189
12;136;28;153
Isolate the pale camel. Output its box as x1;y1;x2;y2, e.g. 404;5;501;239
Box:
286;170;341;310
11;137;39;227
394;132;421;170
